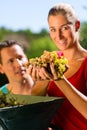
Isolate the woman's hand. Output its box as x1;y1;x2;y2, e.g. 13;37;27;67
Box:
27;62;60;81
27;65;40;80
50;62;58;80
38;62;59;81
27;65;52;80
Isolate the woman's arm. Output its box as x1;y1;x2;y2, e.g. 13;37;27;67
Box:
32;80;49;96
55;76;87;119
28;63;87;119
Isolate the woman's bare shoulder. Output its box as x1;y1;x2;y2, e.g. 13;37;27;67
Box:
82;49;87;57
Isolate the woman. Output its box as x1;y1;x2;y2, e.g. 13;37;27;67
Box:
29;3;87;130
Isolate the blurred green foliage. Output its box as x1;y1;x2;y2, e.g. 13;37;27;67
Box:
0;27;58;59
80;22;87;49
28;36;58;58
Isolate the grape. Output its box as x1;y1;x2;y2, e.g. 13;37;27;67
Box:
0;91;25;108
28;51;69;79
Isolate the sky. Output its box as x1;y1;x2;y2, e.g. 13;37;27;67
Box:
0;0;87;33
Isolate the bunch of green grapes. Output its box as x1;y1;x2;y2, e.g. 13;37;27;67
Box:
28;51;69;79
0;91;25;108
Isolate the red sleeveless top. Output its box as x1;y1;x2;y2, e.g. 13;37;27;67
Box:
47;57;87;130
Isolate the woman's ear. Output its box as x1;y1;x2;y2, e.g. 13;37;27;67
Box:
75;20;80;32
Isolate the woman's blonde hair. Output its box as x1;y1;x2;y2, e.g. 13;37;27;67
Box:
48;3;78;24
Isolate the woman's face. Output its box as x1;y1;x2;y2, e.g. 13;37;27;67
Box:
48;14;77;51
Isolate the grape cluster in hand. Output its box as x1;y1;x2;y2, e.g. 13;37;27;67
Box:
28;51;69;79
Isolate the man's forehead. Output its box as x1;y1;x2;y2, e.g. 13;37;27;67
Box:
2;45;23;53
1;45;25;59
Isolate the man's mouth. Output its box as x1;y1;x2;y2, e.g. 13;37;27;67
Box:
15;69;26;75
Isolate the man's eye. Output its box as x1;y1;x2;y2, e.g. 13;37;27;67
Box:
18;57;22;60
9;59;14;63
18;56;23;61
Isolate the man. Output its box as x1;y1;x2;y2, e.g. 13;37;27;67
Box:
0;40;34;95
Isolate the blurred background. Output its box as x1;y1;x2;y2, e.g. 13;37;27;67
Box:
0;0;87;86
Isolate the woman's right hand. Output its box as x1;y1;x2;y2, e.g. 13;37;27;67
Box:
27;65;52;81
27;62;60;81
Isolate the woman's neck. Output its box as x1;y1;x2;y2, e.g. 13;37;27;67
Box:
63;44;85;61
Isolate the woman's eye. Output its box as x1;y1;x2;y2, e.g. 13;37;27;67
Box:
61;25;70;32
50;28;55;32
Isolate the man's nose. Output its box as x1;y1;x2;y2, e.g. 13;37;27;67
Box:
15;59;22;66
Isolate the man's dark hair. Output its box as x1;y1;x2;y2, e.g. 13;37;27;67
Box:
0;40;23;64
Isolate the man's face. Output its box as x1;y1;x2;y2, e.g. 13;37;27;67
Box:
0;45;28;83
